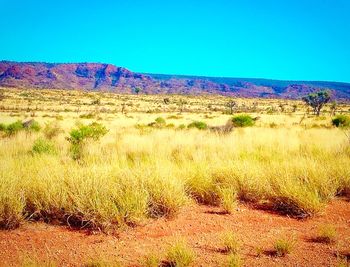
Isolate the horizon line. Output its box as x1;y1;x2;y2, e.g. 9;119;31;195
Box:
1;59;350;85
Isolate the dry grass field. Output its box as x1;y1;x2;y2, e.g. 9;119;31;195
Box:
0;88;349;266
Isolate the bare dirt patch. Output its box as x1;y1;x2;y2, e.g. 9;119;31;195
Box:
0;199;349;266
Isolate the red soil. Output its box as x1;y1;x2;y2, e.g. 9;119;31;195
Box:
0;199;349;266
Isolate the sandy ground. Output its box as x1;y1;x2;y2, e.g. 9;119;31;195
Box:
0;199;349;266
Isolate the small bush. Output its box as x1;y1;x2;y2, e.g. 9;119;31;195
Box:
166;123;175;128
155;117;166;125
142;253;161;267
148;117;167;128
221;232;240;254
227;253;242;267
68;122;108;144
5;120;24;136
26;120;41;132
32;138;56;155
43;121;62;139
231;114;255;127
80;113;95;119
274;237;295;257
316;224;337;244
332;115;350;128
166;240;195;267
187;121;208;130
67;122;108;160
0;123;6;131
178;124;186;130
269;122;278;128
167;115;182;119
209;120;234;134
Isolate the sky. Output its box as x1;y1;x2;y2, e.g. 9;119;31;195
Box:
1;0;349;82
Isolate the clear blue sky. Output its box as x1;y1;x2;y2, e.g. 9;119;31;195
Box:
1;0;349;82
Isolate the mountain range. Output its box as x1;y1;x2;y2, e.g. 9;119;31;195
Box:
0;61;349;100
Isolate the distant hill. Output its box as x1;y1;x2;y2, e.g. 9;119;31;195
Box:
0;61;349;100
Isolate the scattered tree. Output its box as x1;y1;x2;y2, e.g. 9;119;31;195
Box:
278;102;287;113
0;91;4;102
91;98;101;105
226;100;236;115
302;90;331;116
330;101;337;116
178;99;186;113
134;87;141;95
163;97;170;105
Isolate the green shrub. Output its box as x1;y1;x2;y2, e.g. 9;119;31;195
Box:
148;117;167;128
68;122;108;144
166;123;175;128
155;117;166;125
5;120;24;136
231;114;255;127
26;120;41;132
79;113;95;119
32;138;56;155
187;121;208;130
178;124;186;130
67;122;108;160
166;240;195;267
0;123;6;132
332;115;350;128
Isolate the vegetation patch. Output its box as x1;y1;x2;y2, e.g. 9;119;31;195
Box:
165;239;195;267
187;121;208;130
66;122;108;160
31;138;57;155
332;115;350;128
273;237;295;257
314;224;337;244
220;232;240;254
231;114;255;127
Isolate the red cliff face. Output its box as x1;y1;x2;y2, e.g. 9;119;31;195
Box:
0;61;349;100
0;62;153;91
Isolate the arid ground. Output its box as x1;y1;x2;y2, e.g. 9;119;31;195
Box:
0;88;349;266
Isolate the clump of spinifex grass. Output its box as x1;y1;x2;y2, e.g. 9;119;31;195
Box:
0;112;349;231
273;237;296;257
165;239;195;267
18;251;58;267
83;258;121;267
142;253;161;267
227;253;243;267
221;232;240;254
218;187;238;214
315;224;337;244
